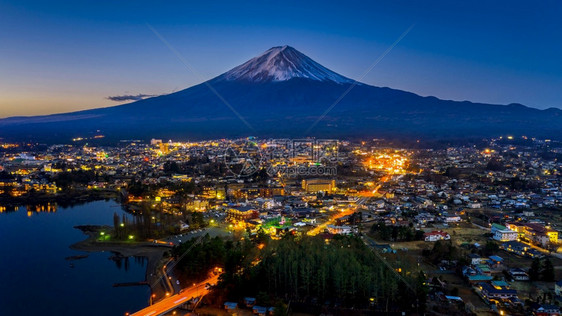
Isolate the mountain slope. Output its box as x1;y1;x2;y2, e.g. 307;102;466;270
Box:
1;46;561;142
220;45;355;84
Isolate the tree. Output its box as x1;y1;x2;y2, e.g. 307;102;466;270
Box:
542;258;555;282
529;258;541;281
482;241;499;256
415;271;428;313
113;212;121;238
273;301;288;316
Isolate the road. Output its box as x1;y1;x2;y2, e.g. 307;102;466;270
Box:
131;273;220;316
307;181;385;236
307;207;355;236
161;259;177;295
139;226;231;310
517;238;562;259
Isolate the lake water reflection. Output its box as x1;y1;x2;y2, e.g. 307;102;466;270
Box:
0;200;147;315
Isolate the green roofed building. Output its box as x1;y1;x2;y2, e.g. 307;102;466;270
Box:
491;223;507;233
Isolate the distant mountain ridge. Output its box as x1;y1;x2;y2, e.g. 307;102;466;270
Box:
1;46;561;142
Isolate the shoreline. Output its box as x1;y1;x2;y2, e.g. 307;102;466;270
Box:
0;190;118;209
70;229;171;305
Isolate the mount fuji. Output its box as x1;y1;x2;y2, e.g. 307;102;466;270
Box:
221;45;355;84
1;45;561;142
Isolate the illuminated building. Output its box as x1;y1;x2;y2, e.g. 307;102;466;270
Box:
423;231;450;242
150;139;163;145
506;222;559;246
479;282;518;300
226;206;259;221
493;229;518;242
327;225;353;235
259;187;285;197
301;179;336;193
159;143;169;154
0;179;17;187
187;199;209;211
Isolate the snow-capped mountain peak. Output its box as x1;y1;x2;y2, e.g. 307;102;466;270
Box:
222;45;356;84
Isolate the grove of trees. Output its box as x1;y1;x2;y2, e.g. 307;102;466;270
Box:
173;234;426;312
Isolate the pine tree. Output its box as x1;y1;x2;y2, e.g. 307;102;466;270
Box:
542;258;555;281
113;212;120;238
529;258;541;281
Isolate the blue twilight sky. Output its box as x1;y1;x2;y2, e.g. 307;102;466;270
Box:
1;0;561;117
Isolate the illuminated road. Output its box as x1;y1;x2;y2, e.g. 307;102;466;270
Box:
517;239;562;259
131;273;220;316
307;207;355;236
307;182;383;236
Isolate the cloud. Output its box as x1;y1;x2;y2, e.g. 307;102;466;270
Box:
106;94;158;102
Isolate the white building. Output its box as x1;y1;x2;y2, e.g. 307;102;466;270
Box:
424;231;451;242
443;215;462;223
327;225;353;235
493;229;518;242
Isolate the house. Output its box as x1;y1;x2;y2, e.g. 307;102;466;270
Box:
445;296;464;303
479;282;518;300
491;280;510;288
509;268;529;281
244;297;256;308
531;303;561;316
501;241;530;256
224;302;238;310
462;266;477;276
487;255;504;268
475;264;492;276
468;253;482;265
527;249;545;258
424;231;451;242
467;274;493;284
253;306;268;316
468;202;482;209
443;214;462;223
415;213;435;225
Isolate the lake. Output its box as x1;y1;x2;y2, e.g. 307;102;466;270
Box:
0;200;148;315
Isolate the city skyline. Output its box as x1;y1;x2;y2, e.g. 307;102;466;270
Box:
3;2;562;316
1;0;562;118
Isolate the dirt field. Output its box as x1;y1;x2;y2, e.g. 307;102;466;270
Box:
449;225;490;246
